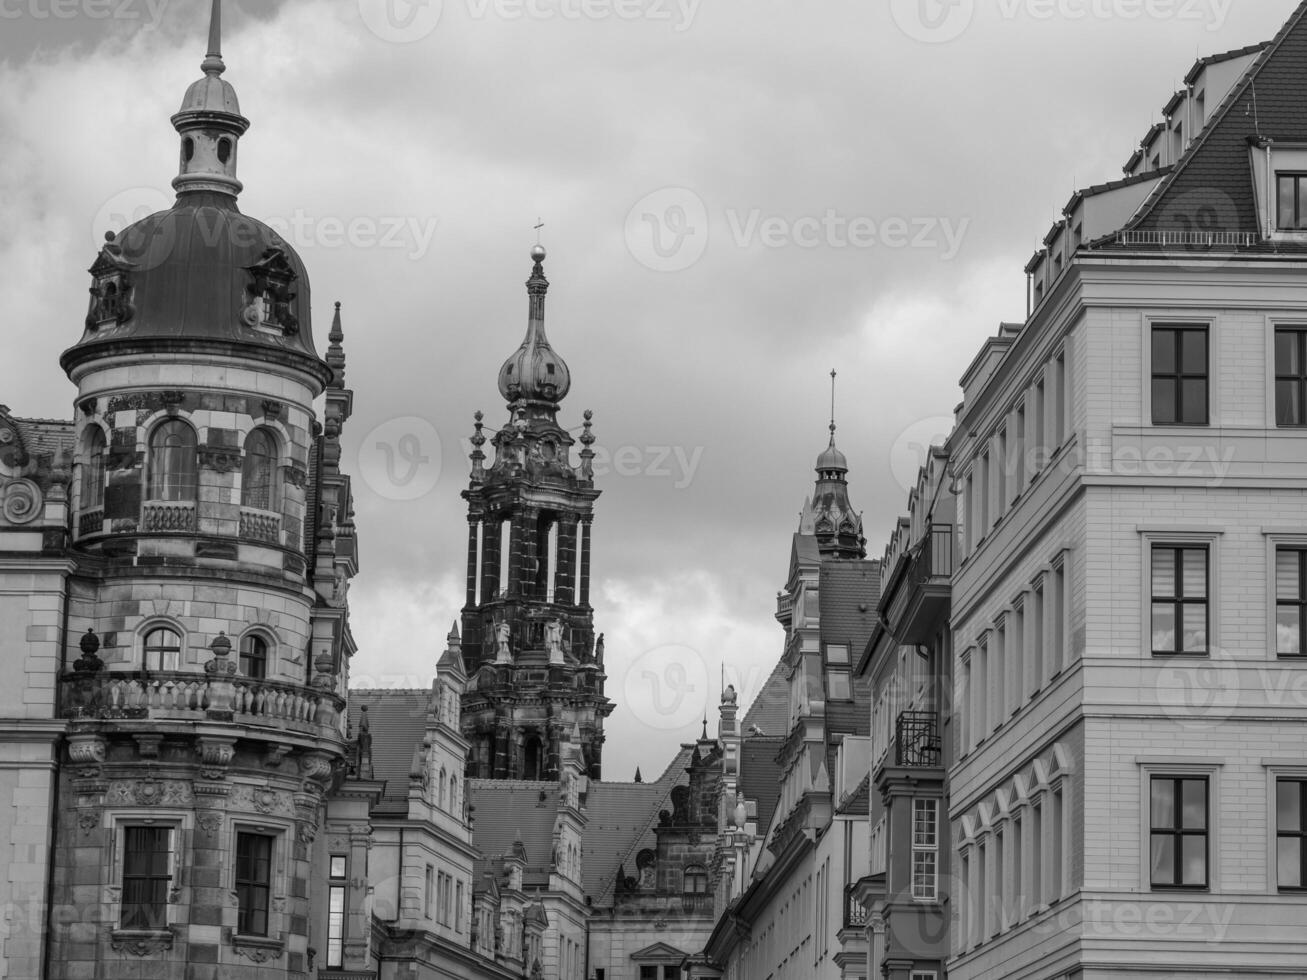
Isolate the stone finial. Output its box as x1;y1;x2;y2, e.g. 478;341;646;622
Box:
73;629;104;673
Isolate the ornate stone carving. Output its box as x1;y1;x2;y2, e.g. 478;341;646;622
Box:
110;929;174;956
78;810;100;835
0;478;42;525
198;447;242;473
107;779;192;808
298;753;334;789
197;736;236;780
67;734;107;776
197;812;222;838
242;248;299;336
85;270;135;330
252;787;281;814
283;465;307;489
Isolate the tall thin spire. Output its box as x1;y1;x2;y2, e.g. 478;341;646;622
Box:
829;369;838;446
202;0;225;76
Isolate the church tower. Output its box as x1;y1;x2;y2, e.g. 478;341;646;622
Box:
798;374;866;559
459;247;612;782
42;3;359;975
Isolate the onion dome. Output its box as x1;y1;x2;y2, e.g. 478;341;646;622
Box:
498;246;572;408
59;0;328;388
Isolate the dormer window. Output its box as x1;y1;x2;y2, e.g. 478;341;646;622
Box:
1278;173;1307;230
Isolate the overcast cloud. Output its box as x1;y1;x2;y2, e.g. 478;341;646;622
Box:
1;0;1298;780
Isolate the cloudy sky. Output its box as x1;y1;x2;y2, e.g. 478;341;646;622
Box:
1;0;1299;780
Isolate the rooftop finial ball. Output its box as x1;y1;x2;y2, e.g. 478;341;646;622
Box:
531;245;547;263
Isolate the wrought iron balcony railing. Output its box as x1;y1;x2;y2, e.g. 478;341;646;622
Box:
895;710;942;768
844;884;869;929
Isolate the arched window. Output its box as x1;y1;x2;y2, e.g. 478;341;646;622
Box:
148;420;197;502
143;627;182;672
82;427;106;510
239;634;268;680
241;429;277;511
438;767;448;810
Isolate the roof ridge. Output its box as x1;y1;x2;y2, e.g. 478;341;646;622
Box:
1126;5;1307;231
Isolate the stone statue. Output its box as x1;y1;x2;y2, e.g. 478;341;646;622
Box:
722;684;737;705
545;619;565;665
495;621;512;663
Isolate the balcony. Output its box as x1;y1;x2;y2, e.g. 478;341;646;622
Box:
60;670;343;737
879;523;953;645
894;711;942;768
239;507;281;545
78;508;104;539
141;501;196;533
844;884;870;929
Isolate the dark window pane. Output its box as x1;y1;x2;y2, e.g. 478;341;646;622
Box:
1152;603;1177;654
1181;780;1207;829
1153;330;1177;374
1150;834;1174;884
1277;380;1303;426
1182;550;1207;598
1151;779;1175;828
1180;331;1208;374
1277;331;1300;376
1182;603;1208;654
1277;607;1302;656
1180;380;1207;424
1279;839;1303;888
1280;176;1297;229
1181;835;1207;886
1153;548;1177;598
1153;379;1177;424
1279;781;1301;832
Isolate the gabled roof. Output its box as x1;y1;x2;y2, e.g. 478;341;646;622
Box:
631;941;690;960
347;689;431;811
1123;2;1307;244
739;736;785;834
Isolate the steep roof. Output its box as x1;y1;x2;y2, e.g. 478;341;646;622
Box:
468;780;564;888
1122;1;1307;245
346;689;430;812
582;745;695;905
741;658;788;737
739;736;785;834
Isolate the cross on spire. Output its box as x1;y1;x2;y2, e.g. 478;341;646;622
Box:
829;369;838;443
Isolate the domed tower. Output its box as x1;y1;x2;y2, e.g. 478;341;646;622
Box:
49;3;359;975
799;372;866;559
459;247;613;782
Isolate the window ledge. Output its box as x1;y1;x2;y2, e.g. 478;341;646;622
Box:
230;933;286;963
110;928;176;957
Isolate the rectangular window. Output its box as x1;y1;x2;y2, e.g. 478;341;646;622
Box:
1278;779;1306;890
1031;582;1044;694
979;451;991;535
1152;546;1209;656
1054;353;1066;444
1033;379;1046;471
455;881;464;932
1278;173;1307;230
235;832;273;937
1031;802;1043;910
1277;549;1307;657
997;426;1009;514
1152;326;1208;425
1013;814;1024;922
1275;327;1307;426
977;842;988;940
1051;787;1064;901
995;620;1008;722
425;864;434;919
975;640;988;743
1012;603;1025;713
911;799;939;901
327;856;346;967
641;966;658;980
121;826;171;930
1150;776;1209;889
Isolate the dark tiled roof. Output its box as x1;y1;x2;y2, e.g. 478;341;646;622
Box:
819;560;880;662
1184;41;1272;84
469;780;563;888
347;689;431;810
13;418;75;459
837;774;870;816
1126;3;1307;244
739;737;784;834
583;746;694;905
741;658;788;737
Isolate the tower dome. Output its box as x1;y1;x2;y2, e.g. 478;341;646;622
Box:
59;0;327;388
497;247;572;407
800;372;865;559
